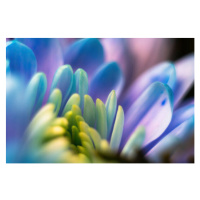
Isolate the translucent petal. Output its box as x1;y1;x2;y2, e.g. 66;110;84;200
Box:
83;95;96;127
146;116;194;163
121;82;174;148
48;89;62;115
121;126;145;159
75;68;88;109
110;106;124;151
50;65;73;112
62;93;80;116
174;54;194;107
96;99;107;139
25;73;47;119
105;90;117;139
89;62;124;102
6;40;37;81
64;38;104;79
68;74;76;96
121;62;176;112
143;103;194;153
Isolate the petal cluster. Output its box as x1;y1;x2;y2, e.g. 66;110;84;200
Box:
6;38;194;163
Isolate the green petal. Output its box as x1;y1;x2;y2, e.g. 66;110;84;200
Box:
110;106;124;151
62;93;80;116
100;140;111;153
105;90;117;139
25;104;56;146
25;72;47;119
121;126;145;158
79;132;94;148
96;99;107;139
83;95;96;127
76;115;85;124
71;104;82;116
48;89;62;115
72;126;81;146
78;121;89;134
43;126;66;142
50;65;73;110
51;117;68;129
88;127;102;150
75;68;88;109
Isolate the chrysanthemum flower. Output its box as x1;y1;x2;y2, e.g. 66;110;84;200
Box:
6;38;194;163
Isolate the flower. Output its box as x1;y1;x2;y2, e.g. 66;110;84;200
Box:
6;38;194;163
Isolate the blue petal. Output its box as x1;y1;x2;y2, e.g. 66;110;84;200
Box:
121;82;174;149
75;68;89;109
121;61;176;112
50;65;74;113
16;38;63;101
146;115;194;163
64;38;104;79
6;40;37;81
24;73;47;120
105;90;117;140
89;62;124;102
143;103;194;153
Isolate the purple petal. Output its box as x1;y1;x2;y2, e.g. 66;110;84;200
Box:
173;54;194;107
146;115;194;163
16;38;63;101
121;62;176;112
64;38;104;80
121;82;174;149
89;62;124;103
101;38;134;88
143;102;194;153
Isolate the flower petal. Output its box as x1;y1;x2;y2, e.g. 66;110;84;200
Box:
89;62;124;102
64;38;104;79
146;116;194;163
96;99;107;139
121;62;176;112
17;38;63;101
121;82;174;149
143;103;194;153
101;38;134;88
121;126;145;159
6;40;37;81
62;93;80;116
48;89;62;115
83;95;96;127
173;54;194;107
110;106;124;151
25;72;47;119
75;68;88;109
105;90;117;139
50;65;74;112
